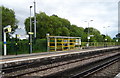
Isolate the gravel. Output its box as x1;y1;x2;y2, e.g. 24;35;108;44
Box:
23;52;119;77
87;60;120;78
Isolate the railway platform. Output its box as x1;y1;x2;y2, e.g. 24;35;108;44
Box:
115;73;120;78
0;46;120;78
0;46;119;68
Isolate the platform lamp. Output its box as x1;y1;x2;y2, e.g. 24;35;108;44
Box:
103;26;110;36
29;6;33;54
3;25;12;55
34;1;37;39
103;26;110;47
84;20;93;47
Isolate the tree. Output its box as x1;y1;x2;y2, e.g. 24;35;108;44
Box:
116;33;120;38
105;36;112;42
24;12;71;39
84;27;105;42
69;25;87;42
112;33;120;42
59;27;70;36
24;12;112;42
116;33;120;42
1;6;18;32
25;12;50;38
1;6;18;40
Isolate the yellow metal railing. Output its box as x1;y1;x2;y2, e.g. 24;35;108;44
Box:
47;36;81;52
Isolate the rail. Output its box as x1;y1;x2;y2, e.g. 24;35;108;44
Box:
70;54;120;78
2;48;119;77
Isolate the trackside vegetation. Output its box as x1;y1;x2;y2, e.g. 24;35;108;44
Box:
4;39;47;55
1;6;120;55
24;12;114;42
5;39;120;55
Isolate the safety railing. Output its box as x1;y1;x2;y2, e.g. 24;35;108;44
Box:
47;36;81;52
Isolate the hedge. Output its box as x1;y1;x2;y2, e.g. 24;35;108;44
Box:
4;39;47;55
2;39;120;55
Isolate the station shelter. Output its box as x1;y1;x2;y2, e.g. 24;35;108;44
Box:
47;36;81;52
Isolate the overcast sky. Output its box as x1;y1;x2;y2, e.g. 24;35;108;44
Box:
1;0;120;38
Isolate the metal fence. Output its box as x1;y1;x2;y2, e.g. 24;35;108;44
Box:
2;39;120;55
2;39;47;55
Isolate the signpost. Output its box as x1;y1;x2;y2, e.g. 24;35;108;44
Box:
28;32;34;54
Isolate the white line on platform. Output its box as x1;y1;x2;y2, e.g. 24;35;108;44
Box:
0;46;119;64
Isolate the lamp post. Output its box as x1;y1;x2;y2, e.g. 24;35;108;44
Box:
84;20;93;47
3;31;7;55
34;1;36;39
29;6;33;54
103;26;110;36
3;25;12;55
103;26;110;47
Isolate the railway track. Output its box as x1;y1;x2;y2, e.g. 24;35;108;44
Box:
44;52;120;78
70;53;120;78
2;50;120;78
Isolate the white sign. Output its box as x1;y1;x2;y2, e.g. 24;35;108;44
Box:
28;32;34;34
116;39;118;42
105;39;107;41
88;36;90;39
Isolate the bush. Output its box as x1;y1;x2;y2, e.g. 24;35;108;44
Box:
33;39;47;53
2;39;120;55
4;39;47;55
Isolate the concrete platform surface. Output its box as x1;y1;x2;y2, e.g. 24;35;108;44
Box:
0;46;119;65
114;73;120;78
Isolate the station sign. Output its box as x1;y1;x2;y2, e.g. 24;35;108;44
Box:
28;32;34;35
